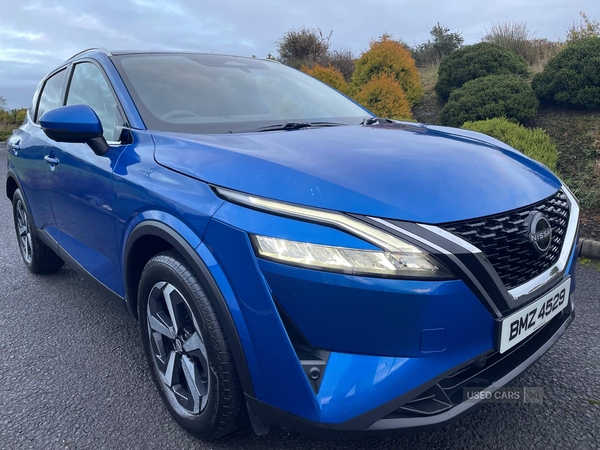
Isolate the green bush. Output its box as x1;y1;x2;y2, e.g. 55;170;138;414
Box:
440;74;539;127
435;42;529;99
461;117;557;171
532;37;600;109
0;129;12;141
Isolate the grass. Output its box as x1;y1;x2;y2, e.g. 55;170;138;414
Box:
418;63;439;94
412;63;444;124
579;258;600;271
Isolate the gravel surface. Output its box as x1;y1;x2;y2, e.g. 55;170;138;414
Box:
1;142;599;449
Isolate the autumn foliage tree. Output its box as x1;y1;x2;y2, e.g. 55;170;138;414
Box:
300;64;349;93
354;74;413;120
351;35;423;106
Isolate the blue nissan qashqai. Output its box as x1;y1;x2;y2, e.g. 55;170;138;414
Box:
6;49;579;440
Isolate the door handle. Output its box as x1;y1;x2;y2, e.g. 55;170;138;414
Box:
44;155;60;166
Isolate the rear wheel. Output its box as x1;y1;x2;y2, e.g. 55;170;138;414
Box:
12;189;64;274
138;250;245;440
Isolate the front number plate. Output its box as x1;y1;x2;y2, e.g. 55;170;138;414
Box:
499;278;570;353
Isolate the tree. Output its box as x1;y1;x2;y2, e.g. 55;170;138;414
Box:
276;27;332;68
567;11;600;43
328;48;356;82
15;109;27;123
0;96;6;111
352;35;423;106
412;23;464;67
301;64;349;94
354;74;413;120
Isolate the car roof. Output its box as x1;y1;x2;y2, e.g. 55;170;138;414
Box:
66;48;272;62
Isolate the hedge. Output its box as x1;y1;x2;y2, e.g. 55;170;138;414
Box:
461;117;558;171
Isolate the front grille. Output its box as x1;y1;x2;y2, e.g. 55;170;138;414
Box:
440;190;570;290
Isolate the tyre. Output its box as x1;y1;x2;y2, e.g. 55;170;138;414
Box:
12;189;64;274
138;250;245;440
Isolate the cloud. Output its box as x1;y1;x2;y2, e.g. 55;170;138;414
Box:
0;0;598;108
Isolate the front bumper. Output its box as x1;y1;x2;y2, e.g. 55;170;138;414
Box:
203;187;579;435
246;305;575;436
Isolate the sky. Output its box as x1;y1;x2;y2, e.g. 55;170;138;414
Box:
1;0;599;109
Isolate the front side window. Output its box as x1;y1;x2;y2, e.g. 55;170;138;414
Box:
36;69;67;122
66;63;124;142
29;81;43;121
112;54;370;134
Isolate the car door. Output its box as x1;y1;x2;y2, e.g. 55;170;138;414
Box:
8;68;68;243
45;61;129;297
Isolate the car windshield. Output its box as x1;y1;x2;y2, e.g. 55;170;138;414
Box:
111;53;371;134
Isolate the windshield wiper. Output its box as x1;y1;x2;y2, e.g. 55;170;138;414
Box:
229;121;347;133
360;117;394;126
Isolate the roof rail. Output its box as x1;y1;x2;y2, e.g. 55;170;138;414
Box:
66;48;113;61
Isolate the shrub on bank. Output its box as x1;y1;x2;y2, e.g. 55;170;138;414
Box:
435;42;529;100
532;37;600;109
461;117;558;171
440;74;539;127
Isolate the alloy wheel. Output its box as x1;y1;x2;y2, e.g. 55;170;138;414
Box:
146;281;211;414
15;199;33;264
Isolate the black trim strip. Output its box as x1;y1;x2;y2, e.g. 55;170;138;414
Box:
37;229;126;311
354;215;503;319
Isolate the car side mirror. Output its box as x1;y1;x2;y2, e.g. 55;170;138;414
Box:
39;104;110;156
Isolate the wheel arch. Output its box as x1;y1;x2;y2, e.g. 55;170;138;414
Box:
6;171;20;201
123;220;255;397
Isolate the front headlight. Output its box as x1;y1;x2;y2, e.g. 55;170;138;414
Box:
214;186;454;279
252;235;453;279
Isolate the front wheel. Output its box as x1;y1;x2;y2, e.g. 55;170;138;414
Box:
138;250;245;440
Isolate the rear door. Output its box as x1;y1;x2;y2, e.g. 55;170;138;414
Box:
45;61;130;296
8;68;68;242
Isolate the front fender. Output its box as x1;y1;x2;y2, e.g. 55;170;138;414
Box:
122;217;255;397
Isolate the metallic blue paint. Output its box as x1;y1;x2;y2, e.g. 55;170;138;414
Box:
212;201;378;250
39;104;103;138
567;235;578;292
259;259;495;357
7;120;61;242
153;125;561;224
203;218;321;421
6;50;578;434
